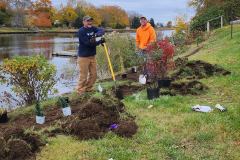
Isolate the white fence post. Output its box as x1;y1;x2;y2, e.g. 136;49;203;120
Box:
207;21;210;32
221;16;223;28
230;19;240;39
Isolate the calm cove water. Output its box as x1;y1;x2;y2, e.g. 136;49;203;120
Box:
0;30;174;108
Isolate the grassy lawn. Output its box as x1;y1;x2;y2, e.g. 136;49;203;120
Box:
34;25;240;159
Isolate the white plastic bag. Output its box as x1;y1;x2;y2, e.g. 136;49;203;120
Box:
62;106;72;117
98;84;103;93
192;105;213;113
139;74;147;84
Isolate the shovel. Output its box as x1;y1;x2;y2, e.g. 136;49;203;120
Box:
102;43;120;96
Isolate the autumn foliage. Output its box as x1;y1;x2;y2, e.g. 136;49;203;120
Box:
29;0;53;28
175;16;188;33
1;0;133;28
0;2;7;10
33;12;52;28
145;39;175;78
99;6;129;28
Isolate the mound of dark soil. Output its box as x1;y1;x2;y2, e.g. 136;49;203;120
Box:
0;136;7;159
0;126;45;160
113;120;138;138
172;59;231;80
117;85;144;96
62;97;138;140
68;118;104;140
79;102;120;127
159;80;208;96
3;127;25;141
170;80;208;95
7;139;32;160
22;133;45;152
114;84;144;99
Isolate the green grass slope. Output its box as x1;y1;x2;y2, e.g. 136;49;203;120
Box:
37;25;240;160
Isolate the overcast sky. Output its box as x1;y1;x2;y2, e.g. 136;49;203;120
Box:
53;0;195;24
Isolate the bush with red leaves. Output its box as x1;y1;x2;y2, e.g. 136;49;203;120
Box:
144;38;175;79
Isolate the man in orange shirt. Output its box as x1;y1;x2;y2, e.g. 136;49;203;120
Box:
136;16;156;51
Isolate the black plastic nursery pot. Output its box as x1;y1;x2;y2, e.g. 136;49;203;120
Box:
147;87;160;100
115;88;124;100
122;73;128;79
131;67;137;73
158;79;172;88
0;111;8;123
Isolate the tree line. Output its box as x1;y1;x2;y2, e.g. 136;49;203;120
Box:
189;0;240;31
0;0;160;29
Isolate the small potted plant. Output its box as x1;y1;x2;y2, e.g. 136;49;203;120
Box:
131;66;137;73
146;76;160;100
0;108;8;123
120;55;128;79
35;102;45;124
145;60;160;100
144;44;162;100
58;97;72;117
115;88;124;100
157;60;172;88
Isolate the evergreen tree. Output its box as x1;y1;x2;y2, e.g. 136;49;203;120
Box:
150;18;155;28
131;16;140;29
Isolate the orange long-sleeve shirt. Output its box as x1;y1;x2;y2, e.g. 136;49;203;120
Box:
136;23;157;49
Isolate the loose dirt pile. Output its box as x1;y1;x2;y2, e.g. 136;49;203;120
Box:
62;97;138;140
156;58;230;96
113;120;138;138
172;58;231;80
160;80;208;96
0;127;45;160
114;84;144;99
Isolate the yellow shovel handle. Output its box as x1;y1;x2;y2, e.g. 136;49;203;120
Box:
103;43;116;81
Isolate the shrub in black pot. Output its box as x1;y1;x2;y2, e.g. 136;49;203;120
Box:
121;73;127;79
115;88;124;100
147;87;160;100
0;109;8;123
158;78;172;88
131;66;137;73
146;79;160;100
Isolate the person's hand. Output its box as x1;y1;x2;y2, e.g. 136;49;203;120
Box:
135;47;140;53
100;37;106;44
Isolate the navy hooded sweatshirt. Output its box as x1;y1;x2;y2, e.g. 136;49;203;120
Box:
77;26;105;57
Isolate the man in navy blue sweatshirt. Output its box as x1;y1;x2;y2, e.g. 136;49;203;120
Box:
77;15;105;95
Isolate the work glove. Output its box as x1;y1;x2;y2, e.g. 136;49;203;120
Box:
100;37;106;44
100;38;106;47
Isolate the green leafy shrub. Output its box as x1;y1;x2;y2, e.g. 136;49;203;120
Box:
190;6;225;32
96;33;140;79
0;55;57;105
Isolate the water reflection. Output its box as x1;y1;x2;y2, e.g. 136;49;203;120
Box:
0;33;78;60
0;33;79;108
